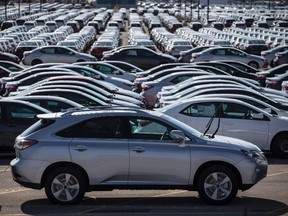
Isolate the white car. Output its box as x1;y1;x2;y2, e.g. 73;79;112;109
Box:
22;45;96;66
159;97;288;158
140;71;211;107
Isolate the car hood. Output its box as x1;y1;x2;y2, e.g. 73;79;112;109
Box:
204;134;260;152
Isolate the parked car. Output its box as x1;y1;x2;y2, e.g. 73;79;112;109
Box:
256;64;288;87
102;46;177;70
10;95;84;112
11;106;267;205
141;71;211;107
265;72;288;90
261;46;288;67
272;50;288;67
159;97;288;158
178;46;213;63
0;60;24;72
0;51;20;64
22;45;96;66
74;61;136;81
190;47;267;69
15;40;46;59
0;99;50;152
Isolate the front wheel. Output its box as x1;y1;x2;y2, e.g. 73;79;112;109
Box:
248;61;259;69
45;166;87;205
271;134;288;159
197;165;238;205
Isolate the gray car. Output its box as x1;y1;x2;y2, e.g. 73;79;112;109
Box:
11;107;267;205
22;45;96;66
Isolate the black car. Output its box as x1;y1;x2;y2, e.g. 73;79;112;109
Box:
0;99;50;152
102;46;177;70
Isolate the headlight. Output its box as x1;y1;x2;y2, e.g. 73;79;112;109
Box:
241;149;267;162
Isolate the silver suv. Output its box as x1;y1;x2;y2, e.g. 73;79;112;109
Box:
10;106;268;205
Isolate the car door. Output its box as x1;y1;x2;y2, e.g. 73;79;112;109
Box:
220;102;269;149
55;47;76;63
68;117;129;185
0;102;43;151
128;117;191;185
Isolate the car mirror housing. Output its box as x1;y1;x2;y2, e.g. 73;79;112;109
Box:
252;113;264;120
170;130;186;147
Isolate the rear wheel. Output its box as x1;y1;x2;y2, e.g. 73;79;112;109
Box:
248;61;259;69
271;134;288;159
45;166;87;205
197;165;238;205
31;59;42;65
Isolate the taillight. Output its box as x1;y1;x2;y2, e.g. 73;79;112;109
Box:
192;53;200;58
256;74;266;80
142;84;153;91
5;83;18;92
282;83;288;90
266;81;279;88
261;52;268;56
15;139;38;150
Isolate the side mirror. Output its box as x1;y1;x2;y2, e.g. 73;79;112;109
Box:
113;70;120;75
252;113;264;120
170;130;186;147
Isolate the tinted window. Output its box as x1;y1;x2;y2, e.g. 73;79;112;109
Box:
56;117;123;138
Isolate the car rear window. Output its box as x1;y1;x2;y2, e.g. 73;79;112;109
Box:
21;119;55;136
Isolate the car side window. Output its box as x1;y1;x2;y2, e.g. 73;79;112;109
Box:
129;117;173;140
212;49;225;55
56;117;123;138
170;75;191;84
222;102;258;119
138;49;155;57
180;102;217;117
7;104;41;119
41;47;55;54
125;50;137;56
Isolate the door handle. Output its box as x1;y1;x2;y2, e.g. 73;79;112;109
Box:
131;147;146;153
73;145;87;151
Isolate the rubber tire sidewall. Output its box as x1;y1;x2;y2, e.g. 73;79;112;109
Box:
271;134;288;159
45;166;87;205
197;165;238;205
31;59;42;66
248;61;259;69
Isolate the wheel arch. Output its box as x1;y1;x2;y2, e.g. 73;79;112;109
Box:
193;161;242;190
41;162;89;188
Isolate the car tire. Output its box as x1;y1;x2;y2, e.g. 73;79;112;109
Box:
271;134;288;159
248;61;259;69
31;59;42;65
45;166;87;205
197;165;238;205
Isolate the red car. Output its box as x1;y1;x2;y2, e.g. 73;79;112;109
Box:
0;51;20;64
